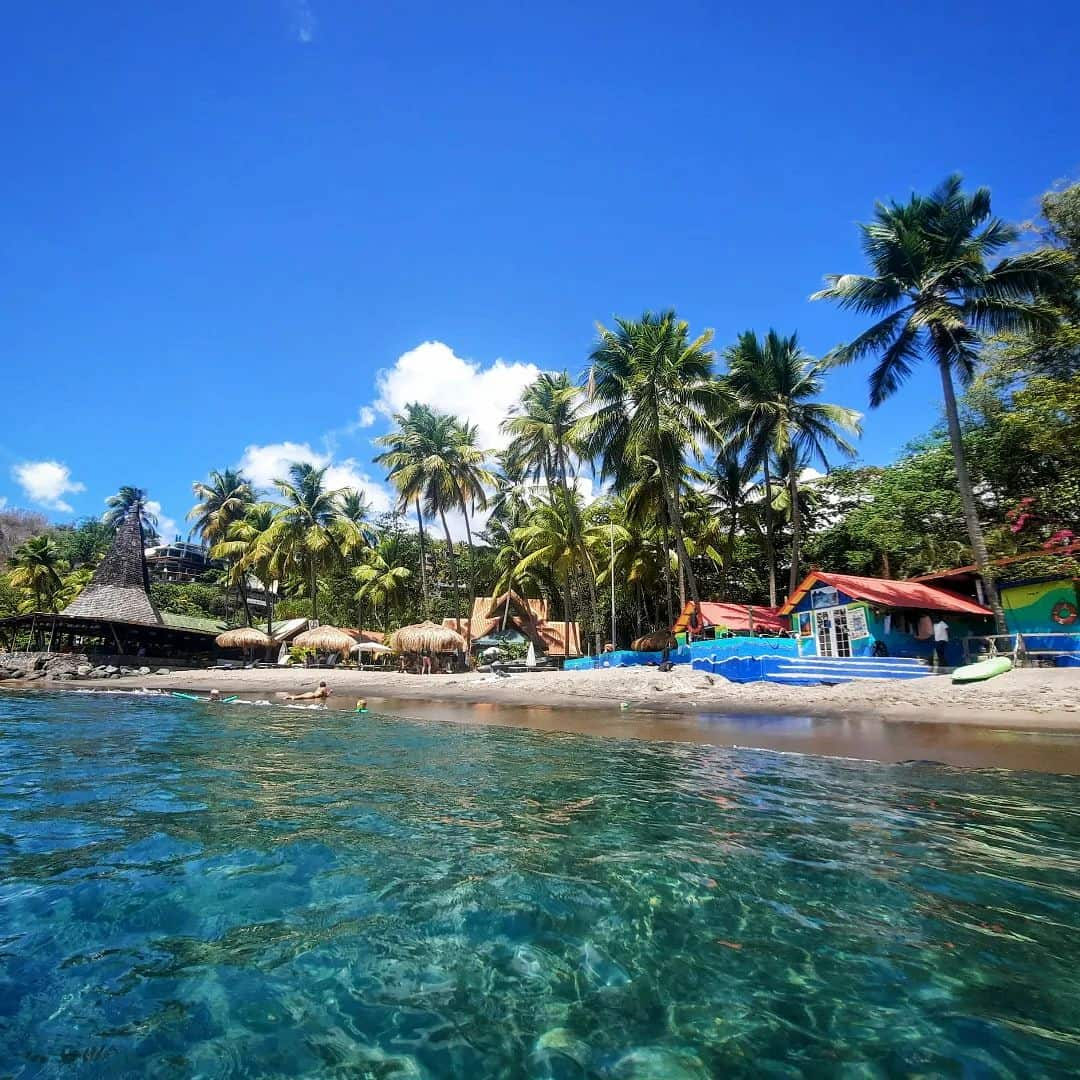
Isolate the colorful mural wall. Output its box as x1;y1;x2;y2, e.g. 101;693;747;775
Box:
1001;578;1079;658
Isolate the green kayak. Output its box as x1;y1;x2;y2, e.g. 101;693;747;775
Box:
952;656;1013;684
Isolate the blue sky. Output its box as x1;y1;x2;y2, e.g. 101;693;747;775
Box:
2;0;1077;538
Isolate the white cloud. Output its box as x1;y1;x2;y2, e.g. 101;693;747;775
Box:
237;441;393;513
143;500;177;540
0;496;6;510
356;406;376;428
372;341;541;452
11;460;85;513
285;0;316;43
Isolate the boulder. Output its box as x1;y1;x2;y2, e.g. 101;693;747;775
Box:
138;667;151;675
156;668;171;675
104;666;119;675
77;665;93;678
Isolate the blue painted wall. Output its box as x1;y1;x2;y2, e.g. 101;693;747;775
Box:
564;635;797;671
788;587;991;666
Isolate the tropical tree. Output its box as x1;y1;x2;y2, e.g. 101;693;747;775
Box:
104;486;158;538
337;489;379;556
188;469;257;623
374;403;437;614
211;503;279;632
5;536;66;612
813;175;1070;629
723;330;861;598
513;487;595;658
706;447;755;593
188;470;254;546
253;463;348;622
353;540;412;629
581;310;729;610
501;371;582;489
448;420;494;644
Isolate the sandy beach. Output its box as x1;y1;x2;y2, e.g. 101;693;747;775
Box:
74;662;1079;729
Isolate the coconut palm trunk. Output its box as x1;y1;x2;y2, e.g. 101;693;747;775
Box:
462;507;477;652
657;507;675;630
936;355;1006;633
415;499;429;616
563;567;573;663
438;509;463;639
761;459;778;607
787;466;803;598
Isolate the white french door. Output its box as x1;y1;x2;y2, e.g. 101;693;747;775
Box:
814;606;852;658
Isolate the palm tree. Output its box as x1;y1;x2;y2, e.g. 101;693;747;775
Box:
581;310;729;610
706;447;755;594
447;420;494;647
188;470;254;545
353;540;412;629
255;463;348;622
813;175;1070;630
211;503;279;632
513;487;599;659
502;372;582;489
374;403;437;615
5;535;66;612
337;489;379;557
189;469;256;623
723;330;861;598
104;486;158;538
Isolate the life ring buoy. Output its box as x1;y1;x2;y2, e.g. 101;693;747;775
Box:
1051;601;1078;626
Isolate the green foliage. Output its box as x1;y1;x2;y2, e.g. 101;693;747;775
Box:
150;582;229;619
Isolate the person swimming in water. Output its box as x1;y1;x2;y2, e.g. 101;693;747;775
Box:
282;681;332;702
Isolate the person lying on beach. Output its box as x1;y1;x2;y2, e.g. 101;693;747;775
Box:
281;681;332;702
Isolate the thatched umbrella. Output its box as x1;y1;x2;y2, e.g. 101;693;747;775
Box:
389;620;465;654
631;630;678;652
352;641;392;655
292;626;357;656
216;627;272;651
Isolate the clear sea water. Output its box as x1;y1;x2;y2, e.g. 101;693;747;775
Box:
1;692;1079;1078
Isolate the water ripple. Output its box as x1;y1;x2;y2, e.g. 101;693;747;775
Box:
0;692;1078;1077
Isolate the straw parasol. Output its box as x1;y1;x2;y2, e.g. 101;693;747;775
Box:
292;625;358;656
389;620;465;654
352;641;392;655
216;627;272;650
631;630;678;652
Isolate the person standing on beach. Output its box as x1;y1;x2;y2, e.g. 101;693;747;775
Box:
932;619;950;667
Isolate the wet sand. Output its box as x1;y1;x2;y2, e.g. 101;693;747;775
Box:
25;664;1080;773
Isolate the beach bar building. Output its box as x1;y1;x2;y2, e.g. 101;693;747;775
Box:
672;601;786;639
444;590;582;660
0;506;223;664
780;571;994;666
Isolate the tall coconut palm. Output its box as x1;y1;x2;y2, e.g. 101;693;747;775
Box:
447;420;494;647
374;403;436;615
581;310;729;609
256;463;348;622
706;447;755;593
5;535;66;612
813;174;1070;630
724;330;861;598
188;469;254;545
513;487;599;659
337;489;379;557
104;486;158;538
353;540;412;629
501;371;582;489
211;503;279;632
189;469;255;622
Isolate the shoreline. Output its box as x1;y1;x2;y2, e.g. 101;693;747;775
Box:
6;665;1080;772
20;663;1080;732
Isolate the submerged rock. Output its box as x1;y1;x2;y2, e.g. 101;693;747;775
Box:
608;1047;711;1079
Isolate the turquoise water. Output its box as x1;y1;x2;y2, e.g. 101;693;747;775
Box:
1;693;1079;1078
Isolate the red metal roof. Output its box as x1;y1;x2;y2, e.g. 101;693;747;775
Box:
779;572;993;617
673;601;787;633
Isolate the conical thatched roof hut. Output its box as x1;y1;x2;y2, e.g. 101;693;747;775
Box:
390;621;465;654
292;626;357;656
62;506;161;625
